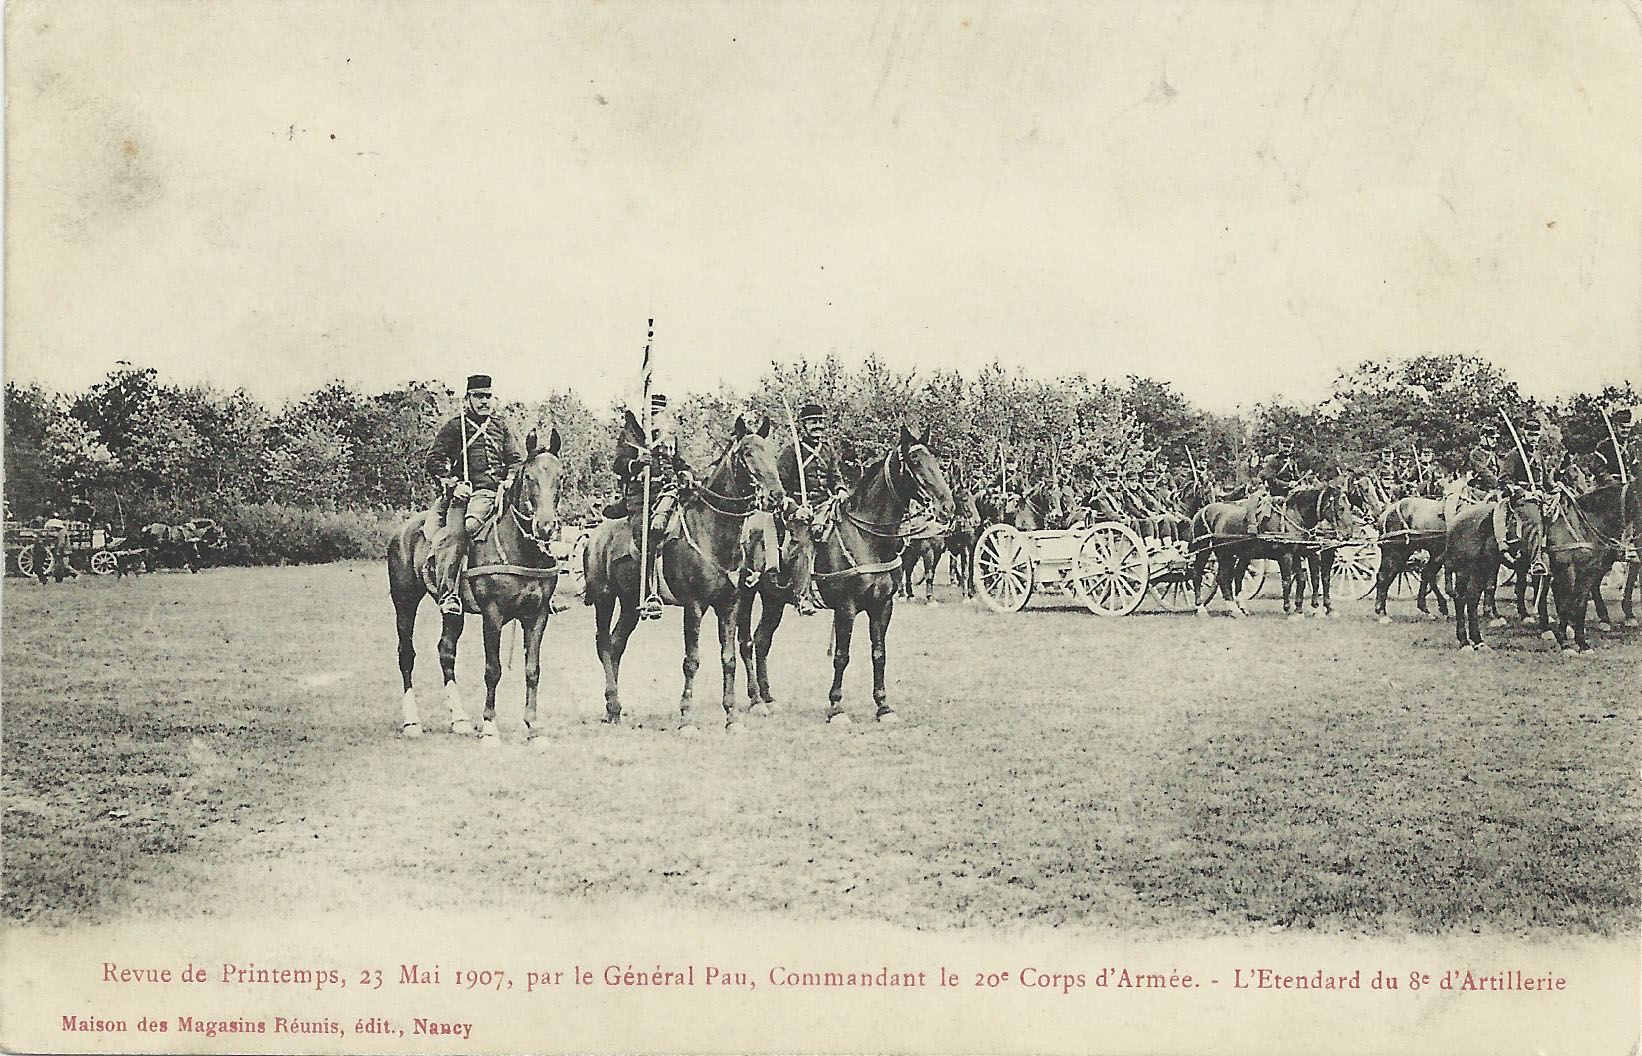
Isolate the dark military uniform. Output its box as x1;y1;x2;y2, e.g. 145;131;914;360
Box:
1463;445;1502;491
424;394;526;611
1258;453;1300;498
779;436;844;504
424;412;526;521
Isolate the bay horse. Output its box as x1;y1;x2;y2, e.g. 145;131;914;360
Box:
1372;497;1449;623
1447;489;1545;651
583;415;787;731
1544;482;1638;653
1287;476;1359;618
386;428;565;741
1190;490;1310;618
813;425;953;724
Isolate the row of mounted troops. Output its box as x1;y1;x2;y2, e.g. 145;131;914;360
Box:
388;374;955;739
384;375;1640;741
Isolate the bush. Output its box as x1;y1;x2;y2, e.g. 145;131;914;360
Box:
209;503;406;567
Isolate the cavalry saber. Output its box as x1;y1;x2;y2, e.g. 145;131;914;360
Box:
779;394;807;508
1499;409;1537;491
639;320;655;605
1602;408;1629;486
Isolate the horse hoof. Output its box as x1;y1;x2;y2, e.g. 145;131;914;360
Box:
1457;643;1473;653
1561;647;1579;657
1539;630;1557;642
401;723;423;739
1475;642;1491;652
926;598;939;606
1286;613;1304;623
725;720;746;735
1488;617;1507;629
678;724;700;737
877;710;901;724
1423;612;1438;622
450;719;475;736
749;702;772;718
1596;622;1612;633
827;712;853;726
481;720;499;739
1312;609;1327;620
600;713;622;726
1377;615;1392;625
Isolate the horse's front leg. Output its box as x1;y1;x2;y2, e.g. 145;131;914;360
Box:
827;602;856;722
1318;551;1335;617
868;592;897;722
1624;560;1639;626
753;592;786;712
437;611;475;734
479;613;504;742
679;601;704;730
715;600;743;731
736;591;760;709
1590;564;1613;632
521;606;550;741
1373;546;1401;621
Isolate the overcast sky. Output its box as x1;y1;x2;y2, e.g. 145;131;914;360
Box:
5;1;1640;414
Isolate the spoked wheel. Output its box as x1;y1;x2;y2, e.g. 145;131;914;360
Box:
15;547;52;578
1333;532;1381;594
90;549;119;576
974;523;1034;613
1148;569;1195;611
1072;522;1150;617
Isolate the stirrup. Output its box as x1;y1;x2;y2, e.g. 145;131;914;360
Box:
643;594;665;620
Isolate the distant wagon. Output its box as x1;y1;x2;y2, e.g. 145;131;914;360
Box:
3;519;127;577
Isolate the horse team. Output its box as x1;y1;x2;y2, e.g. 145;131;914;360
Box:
386;424;1638;740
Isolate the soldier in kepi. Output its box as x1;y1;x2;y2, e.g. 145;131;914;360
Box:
1257;434;1301;499
609;394;692;620
776;402;847;615
424;374;526;616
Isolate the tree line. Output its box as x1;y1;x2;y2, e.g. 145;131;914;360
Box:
4;354;1635;531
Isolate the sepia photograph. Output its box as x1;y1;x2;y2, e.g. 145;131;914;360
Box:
3;2;1640;1053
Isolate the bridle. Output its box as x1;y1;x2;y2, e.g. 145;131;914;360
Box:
690;435;775;518
503;454;562;555
842;444;940;539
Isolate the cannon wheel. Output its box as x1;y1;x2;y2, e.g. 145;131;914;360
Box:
90;549;120;576
974;523;1034;613
1072;522;1149;617
1332;533;1381;592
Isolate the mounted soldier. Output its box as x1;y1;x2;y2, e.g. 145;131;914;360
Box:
608;393;692;620
1257;435;1301;499
424;374;526;616
774;402;847;614
1413;446;1445;500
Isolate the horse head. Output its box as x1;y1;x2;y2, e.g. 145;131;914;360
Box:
716;415;786;511
894;425;954;523
1315;475;1357;538
511;428;566;547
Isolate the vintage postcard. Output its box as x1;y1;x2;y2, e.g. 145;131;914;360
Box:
4;2;1640;1053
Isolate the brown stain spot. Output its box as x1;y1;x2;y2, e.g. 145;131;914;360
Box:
1546;220;1556;228
960;17;972;27
122;138;139;157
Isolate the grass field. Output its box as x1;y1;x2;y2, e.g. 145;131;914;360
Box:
3;560;1638;936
